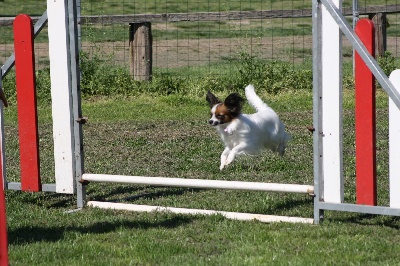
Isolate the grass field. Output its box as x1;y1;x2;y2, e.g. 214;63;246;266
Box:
3;88;400;265
2;0;400;264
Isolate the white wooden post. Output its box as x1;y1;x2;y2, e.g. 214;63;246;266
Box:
321;0;344;203
47;0;75;194
389;70;400;207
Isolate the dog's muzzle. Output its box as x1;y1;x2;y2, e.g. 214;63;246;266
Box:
209;119;220;126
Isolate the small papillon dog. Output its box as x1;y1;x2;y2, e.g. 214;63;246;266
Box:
206;84;291;170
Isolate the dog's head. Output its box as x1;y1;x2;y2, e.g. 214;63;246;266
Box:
206;91;244;126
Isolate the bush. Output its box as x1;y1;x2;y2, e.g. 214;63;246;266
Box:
2;50;317;104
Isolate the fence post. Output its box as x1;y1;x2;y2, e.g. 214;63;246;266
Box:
129;22;152;81
370;13;387;57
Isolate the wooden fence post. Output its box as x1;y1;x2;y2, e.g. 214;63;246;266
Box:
129;22;152;81
370;13;387;57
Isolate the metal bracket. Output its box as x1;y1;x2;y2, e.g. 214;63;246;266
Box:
76;117;88;124
78;179;90;185
307;126;315;133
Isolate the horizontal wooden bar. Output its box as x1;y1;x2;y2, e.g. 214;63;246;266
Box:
0;5;397;27
79;5;400;24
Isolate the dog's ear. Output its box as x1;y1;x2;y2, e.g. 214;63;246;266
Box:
224;93;244;117
206;91;221;107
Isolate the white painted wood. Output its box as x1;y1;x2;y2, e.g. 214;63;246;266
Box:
389;70;400;208
82;174;314;194
47;0;75;194
321;0;344;203
87;201;314;224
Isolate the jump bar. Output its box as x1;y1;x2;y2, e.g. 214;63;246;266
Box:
87;201;314;224
82;174;314;194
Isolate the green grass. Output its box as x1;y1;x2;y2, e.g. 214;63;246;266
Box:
4;88;400;265
2;0;400;264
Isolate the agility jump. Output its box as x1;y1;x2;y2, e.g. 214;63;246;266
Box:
1;2;400;251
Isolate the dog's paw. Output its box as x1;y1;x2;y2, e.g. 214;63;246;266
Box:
224;126;234;135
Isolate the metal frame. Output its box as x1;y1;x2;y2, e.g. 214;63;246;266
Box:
66;0;85;208
313;0;400;223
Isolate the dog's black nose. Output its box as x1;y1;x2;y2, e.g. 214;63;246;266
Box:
209;120;219;126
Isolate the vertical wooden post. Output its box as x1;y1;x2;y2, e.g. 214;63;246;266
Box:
13;14;41;192
389;69;400;208
129;22;152;81
321;0;343;204
355;19;377;206
48;0;76;194
370;13;387;57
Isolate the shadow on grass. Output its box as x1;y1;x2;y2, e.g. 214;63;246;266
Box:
8;215;195;245
89;186;203;202
325;212;400;229
254;196;313;217
8;191;76;209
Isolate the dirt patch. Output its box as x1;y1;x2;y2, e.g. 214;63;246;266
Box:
2;35;399;71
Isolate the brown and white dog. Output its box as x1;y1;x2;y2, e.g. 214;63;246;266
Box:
206;84;291;170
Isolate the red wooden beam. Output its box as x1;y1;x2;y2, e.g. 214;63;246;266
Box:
0;158;8;265
355;19;377;205
13;14;41;192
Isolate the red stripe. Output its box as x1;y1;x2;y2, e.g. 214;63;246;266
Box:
0;150;8;265
13;14;41;192
355;19;377;205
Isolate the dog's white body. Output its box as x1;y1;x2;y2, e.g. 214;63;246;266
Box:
211;85;291;170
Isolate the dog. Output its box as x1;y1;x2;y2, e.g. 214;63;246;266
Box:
206;84;291;170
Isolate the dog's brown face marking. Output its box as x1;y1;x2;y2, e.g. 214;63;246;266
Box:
207;91;242;126
213;104;234;124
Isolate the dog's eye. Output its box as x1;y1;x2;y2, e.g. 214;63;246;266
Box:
217;114;225;119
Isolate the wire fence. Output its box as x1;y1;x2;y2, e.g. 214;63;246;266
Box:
0;0;400;79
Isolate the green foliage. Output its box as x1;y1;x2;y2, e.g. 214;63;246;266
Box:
35;68;52;102
80;52;136;96
233;51;313;93
78;50;314;98
377;51;397;76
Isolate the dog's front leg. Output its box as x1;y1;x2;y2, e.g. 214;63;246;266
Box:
222;143;247;169
224;119;239;135
220;147;231;170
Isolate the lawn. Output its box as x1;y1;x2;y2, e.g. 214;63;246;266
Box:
2;0;400;264
4;88;400;265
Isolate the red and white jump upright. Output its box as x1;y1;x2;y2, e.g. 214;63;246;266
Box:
313;0;400;223
3;3;80;195
0;0;82;261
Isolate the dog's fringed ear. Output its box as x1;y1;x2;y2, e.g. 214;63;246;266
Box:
224;93;244;117
206;91;221;107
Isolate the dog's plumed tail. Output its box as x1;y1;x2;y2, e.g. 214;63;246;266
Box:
245;84;269;112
